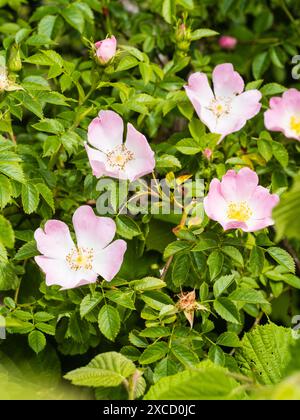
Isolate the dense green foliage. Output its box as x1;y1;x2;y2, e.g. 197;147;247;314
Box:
0;0;300;400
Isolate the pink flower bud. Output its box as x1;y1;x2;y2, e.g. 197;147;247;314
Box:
203;148;213;160
218;35;237;50
95;36;117;64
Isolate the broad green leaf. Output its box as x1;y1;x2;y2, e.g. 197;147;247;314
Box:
236;324;293;385
249;246;265;276
172;253;190;286
207;250;224;280
28;330;46;354
139;342;168;364
14;240;38;260
130;277;166;291
115;215;141;240
213;298;240;324
65;352;136;387
171;343;199;367
217;332;241;347
22;183;39;214
213;274;235;298
267;247;295;273
222;246;243;266
105;290;135;310
145;361;245;400
61;4;85;33
80;293;102;318
98;305;120;342
229;288;268;305
0;215;14;248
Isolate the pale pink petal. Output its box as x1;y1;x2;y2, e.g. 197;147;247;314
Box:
88;110;123;152
34;221;75;259
35;256;97;289
124;123;155;181
214;114;246;137
248;186;280;219
93;239;127;281
212;63;244;98
203;179;227;222
184;72;214;106
243;218;274;232
231;90;262;119
220;168;258;202
73;205;117;250
223;221;248;231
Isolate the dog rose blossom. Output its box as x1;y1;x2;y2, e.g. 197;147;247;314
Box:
34;206;127;289
85;110;155;181
184;63;262;140
204;167;279;232
264;88;300;141
95;36;117;64
219;35;237;50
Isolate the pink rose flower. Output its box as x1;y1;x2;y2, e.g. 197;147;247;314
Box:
34;206;127;289
204;167;279;232
264;88;300;141
219;36;237;50
95;36;117;64
184;63;262;141
85;110;155;181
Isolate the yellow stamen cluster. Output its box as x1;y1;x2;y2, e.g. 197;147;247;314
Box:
227;201;252;222
66;247;94;271
106;145;134;170
209;97;231;117
290;116;300;136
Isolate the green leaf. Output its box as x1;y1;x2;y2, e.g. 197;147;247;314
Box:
144;361;245;400
163;241;190;259
32;118;65;134
176;138;202;155
131;277;166;291
153;357;178;382
162;0;173;23
252;51;270;79
22;183;39;214
65;352;136;387
116;55;139;72
213;298;240;324
0;175;12;208
61;4;85;33
272;142;289;167
0;215;14;248
236;324;293;385
273;174;300;240
105;290;135;310
222;246;243;266
28;330;46;354
36;183;55;212
229;288;268;305
80;293;102;318
98;305;120;342
191;28;219;40
115;215;141;240
249;246;265;276
207;250;224;280
140;327;171;338
217;332;241;348
171;343;199;367
213;274;235;298
139;342;168;364
267;247;295;273
172;253;190;286
14;240;38;260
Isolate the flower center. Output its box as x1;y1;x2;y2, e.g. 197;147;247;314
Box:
66;247;94;271
290;116;300;136
209;97;232;117
227;201;252;222
106;145;134;170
